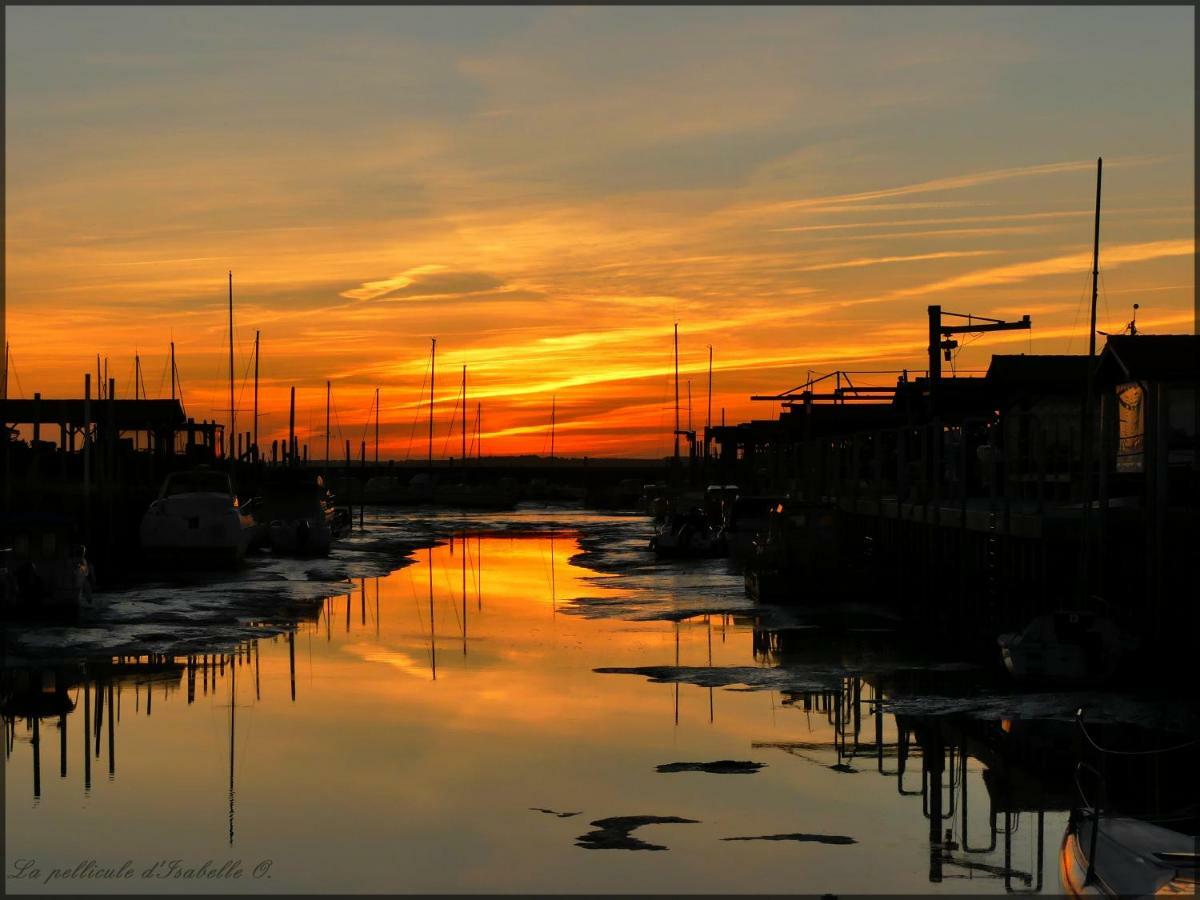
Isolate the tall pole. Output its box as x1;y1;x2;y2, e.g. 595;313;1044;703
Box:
428;338;436;468
170;342;176;401
325;381;331;465
2;342;8;400
476;402;481;464
550;395;556;461
253;330;260;457
228;271;235;458
134;353;141;401
1080;157;1102;600
97;355;103;400
375;387;380;464
673;323;680;466
461;365;467;463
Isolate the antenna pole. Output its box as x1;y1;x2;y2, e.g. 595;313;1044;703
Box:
228;271;235;457
428;339;436;468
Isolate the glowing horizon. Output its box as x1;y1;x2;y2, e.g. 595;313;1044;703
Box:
4;7;1194;458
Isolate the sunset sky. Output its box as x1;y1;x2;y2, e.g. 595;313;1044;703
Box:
5;6;1194;458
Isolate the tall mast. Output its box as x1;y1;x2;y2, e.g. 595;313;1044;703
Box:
428;338;436;468
461;365;467;463
134;352;141;401
170;342;176;401
706;345;713;458
375;387;380;464
2;342;8;400
97;355;103;400
673;323;680;466
325;381;331;465
253;330;260;457
476;402;481;463
1080;156;1103;599
228;271;235;457
550;395;556;461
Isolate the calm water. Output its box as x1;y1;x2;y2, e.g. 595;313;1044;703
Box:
4;511;1086;893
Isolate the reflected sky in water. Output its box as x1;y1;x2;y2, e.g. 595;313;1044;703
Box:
6;525;1067;894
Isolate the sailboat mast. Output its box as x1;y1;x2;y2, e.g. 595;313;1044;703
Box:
170;342;176;401
706;345;713;458
550;395;556;461
673;323;680;465
375;387;380;463
461;365;467;462
428;339;436;468
134;353;141;401
325;381;331;465
476;402;481;463
228;271;235;457
1080;156;1103;598
253;330;260;457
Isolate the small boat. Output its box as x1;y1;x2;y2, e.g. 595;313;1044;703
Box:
1061;809;1197;897
259;471;348;557
649;508;726;558
720;494;779;559
997;610;1139;684
139;467;257;566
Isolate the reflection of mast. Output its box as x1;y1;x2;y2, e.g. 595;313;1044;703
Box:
461;532;468;656
83;682;91;793
361;578;366;627
477;534;482;610
288;631;296;702
107;683;115;779
707;616;714;724
59;711;67;778
550;530;557;614
31;715;41;800
674;622;680;726
375;578;380;639
428;547;437;680
228;652;236;846
254;641;261;701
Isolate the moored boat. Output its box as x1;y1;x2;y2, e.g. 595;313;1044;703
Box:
139;467;257;566
260;470;347;557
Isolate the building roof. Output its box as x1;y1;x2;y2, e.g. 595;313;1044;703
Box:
1097;335;1200;383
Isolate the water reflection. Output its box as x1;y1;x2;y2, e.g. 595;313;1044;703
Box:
3;527;1194;894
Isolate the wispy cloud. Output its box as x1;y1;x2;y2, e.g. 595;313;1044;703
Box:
795;250;996;273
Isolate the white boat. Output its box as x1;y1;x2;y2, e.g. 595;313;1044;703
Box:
997;610;1139;684
1060;810;1197;897
140;468;256;566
